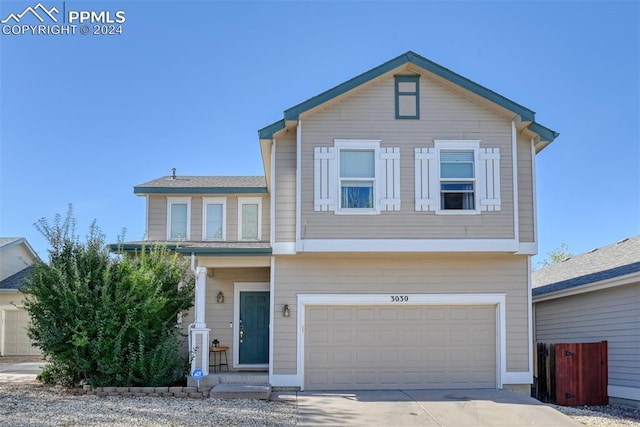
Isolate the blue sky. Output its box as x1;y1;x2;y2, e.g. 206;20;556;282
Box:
1;1;638;266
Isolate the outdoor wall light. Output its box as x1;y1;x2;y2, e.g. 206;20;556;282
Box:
283;304;290;318
217;291;224;304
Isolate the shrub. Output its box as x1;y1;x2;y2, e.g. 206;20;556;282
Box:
24;206;195;387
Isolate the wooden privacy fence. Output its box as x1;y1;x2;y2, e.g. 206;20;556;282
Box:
536;341;608;406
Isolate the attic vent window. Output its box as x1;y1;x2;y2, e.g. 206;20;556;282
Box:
395;75;420;119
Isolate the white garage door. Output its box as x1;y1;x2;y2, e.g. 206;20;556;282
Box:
305;305;496;390
2;309;41;356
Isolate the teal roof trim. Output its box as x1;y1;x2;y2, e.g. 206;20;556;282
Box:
258;119;286;139
528;122;560;143
134;187;268;195
259;51;558;143
109;243;179;252
109;243;272;257
175;247;272;256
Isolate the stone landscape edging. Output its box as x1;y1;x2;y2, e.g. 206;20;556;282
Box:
73;385;212;398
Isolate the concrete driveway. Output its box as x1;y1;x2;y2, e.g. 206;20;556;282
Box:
0;361;46;383
293;389;583;426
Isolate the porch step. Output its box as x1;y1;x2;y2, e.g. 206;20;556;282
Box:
209;383;271;400
188;372;268;388
218;373;268;384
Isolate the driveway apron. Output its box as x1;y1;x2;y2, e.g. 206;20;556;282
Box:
295;389;583;426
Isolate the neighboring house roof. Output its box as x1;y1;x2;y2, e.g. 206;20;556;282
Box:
110;241;272;256
0;237;23;248
134;176;267;195
0;264;35;291
532;236;640;298
0;237;37;256
258;50;559;148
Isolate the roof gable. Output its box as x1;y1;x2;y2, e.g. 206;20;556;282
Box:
259;51;558;145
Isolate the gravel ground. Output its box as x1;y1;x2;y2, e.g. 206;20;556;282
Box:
0;382;296;426
552;404;640;427
2;381;640;427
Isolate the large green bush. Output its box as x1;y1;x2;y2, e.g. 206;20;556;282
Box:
24;207;195;387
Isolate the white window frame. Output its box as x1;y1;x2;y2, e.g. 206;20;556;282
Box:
434;140;481;215
238;197;262;241
335;139;381;215
166;197;191;240
202;197;227;241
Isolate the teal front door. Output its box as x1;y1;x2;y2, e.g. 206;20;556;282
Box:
239;291;269;364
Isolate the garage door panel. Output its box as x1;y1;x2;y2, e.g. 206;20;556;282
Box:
2;309;41;356
305;305;496;390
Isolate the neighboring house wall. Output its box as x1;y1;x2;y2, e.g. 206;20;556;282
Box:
272;253;529;376
534;282;640;402
146;195;271;242
297;72;528;240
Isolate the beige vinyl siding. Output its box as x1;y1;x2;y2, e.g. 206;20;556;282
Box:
534;283;640;391
275;135;297;242
147;195;167;240
517;136;534;242
272;253;529;375
299;71;518;240
145;195;270;242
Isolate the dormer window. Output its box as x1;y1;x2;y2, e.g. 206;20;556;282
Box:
395;75;420;119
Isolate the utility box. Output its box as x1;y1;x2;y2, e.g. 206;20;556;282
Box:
536;341;608;406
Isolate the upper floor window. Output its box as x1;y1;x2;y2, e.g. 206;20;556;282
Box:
340;149;375;209
314;139;400;213
203;197;226;241
167;197;191;240
238;197;262;240
415;141;501;214
440;150;476;210
395;75;420;119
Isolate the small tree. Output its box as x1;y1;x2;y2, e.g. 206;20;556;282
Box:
24;206;195;387
538;241;572;268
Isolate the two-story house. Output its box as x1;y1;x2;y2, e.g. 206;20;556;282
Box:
116;51;558;393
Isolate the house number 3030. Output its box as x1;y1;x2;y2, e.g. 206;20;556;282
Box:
390;295;409;302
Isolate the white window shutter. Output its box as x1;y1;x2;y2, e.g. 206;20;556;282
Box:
378;147;401;211
314;147;337;211
414;148;437;211
479;148;501;211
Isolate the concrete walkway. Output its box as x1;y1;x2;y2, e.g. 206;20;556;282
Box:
291;389;583;426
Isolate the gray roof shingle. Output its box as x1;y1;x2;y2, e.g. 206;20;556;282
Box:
135;176;266;189
532;235;640;297
0;265;34;291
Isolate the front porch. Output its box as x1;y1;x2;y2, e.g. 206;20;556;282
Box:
188;254;271;378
